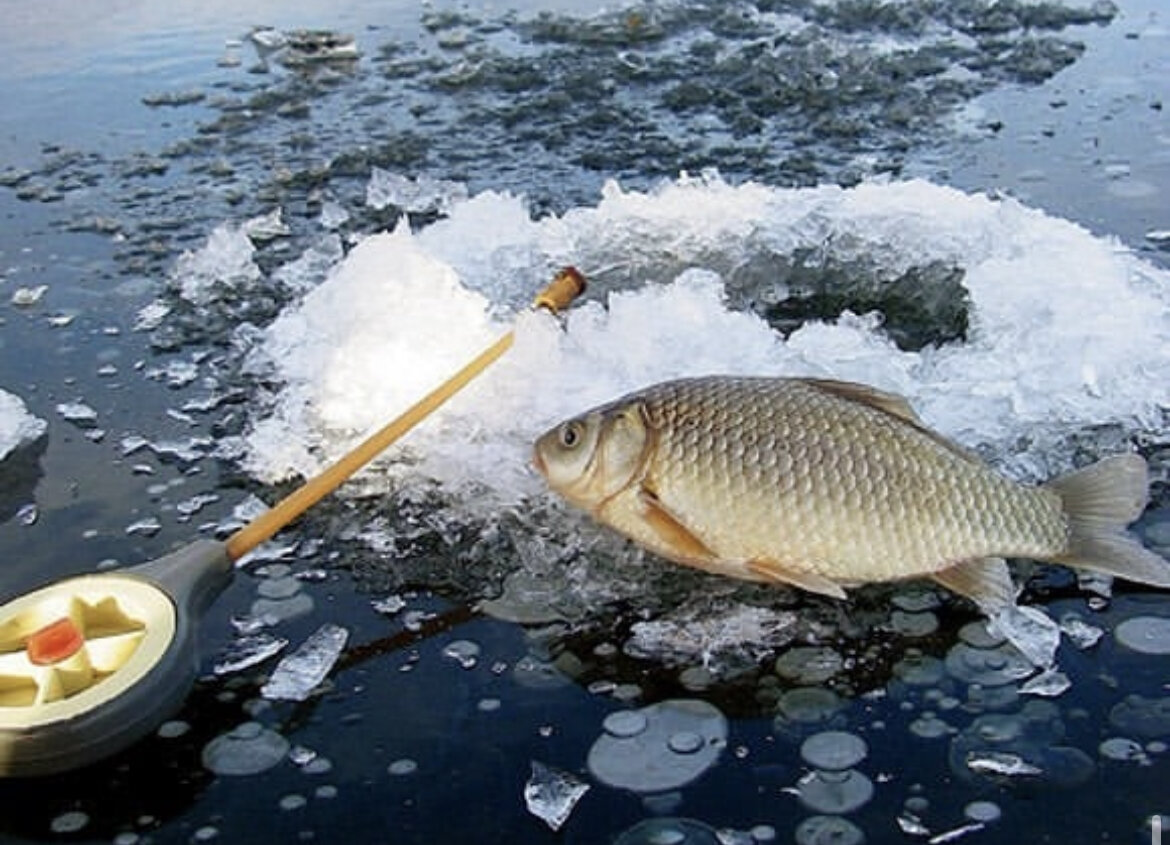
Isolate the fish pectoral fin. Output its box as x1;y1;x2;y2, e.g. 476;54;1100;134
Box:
637;485;718;565
746;559;848;600
931;557;1017;613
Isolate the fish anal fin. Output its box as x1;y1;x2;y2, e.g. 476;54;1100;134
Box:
747;559;848;600
636;484;718;565
932;557;1016;613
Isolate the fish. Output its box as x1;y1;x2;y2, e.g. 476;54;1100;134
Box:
532;375;1170;611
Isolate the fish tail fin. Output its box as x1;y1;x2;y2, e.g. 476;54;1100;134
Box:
1046;454;1170;588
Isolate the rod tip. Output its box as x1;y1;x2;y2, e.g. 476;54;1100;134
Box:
534;266;587;313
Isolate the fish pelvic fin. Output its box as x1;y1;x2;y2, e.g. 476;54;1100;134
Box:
931;557;1016;614
1046;453;1170;588
747;559;848;600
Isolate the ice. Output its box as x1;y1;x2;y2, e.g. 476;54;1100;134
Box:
11;285;47;306
1059;615;1104;650
55;401;98;427
239;177;1170;517
243;208;290;243
624;604;797;669
964;751;1042;777
988;605;1060;669
260;623;349;701
523;761;590;832
366;168;469;215
1019;668;1071;698
0;389;46;461
173;222;261;306
213;633;289;675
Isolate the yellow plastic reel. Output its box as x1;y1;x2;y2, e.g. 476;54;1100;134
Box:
0;575;175;728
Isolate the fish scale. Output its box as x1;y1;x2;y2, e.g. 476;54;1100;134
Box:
534;375;1170;607
636;378;1061;580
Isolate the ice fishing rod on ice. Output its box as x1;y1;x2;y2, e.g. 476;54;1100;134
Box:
0;267;586;778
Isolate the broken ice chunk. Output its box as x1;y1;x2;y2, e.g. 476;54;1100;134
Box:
244;209;291;243
1059;615;1104;650
964;751;1042;777
523;761;589;832
988;604;1060;668
0;388;46;460
261;624;349;701
56;401;99;427
11;285;48;306
1020;668;1071;698
214;633;289;675
366;168;468;215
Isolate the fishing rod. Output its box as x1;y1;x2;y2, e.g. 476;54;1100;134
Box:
0;267;586;778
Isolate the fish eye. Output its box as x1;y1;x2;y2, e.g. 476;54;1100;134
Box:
559;421;583;449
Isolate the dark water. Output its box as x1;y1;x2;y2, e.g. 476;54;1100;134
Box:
1;1;1169;843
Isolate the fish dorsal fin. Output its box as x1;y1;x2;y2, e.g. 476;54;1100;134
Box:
801;378;923;424
801;377;982;465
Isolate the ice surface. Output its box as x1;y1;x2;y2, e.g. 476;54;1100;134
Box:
0;389;46;461
523;761;590;832
240;177;1170;514
260;623;349;701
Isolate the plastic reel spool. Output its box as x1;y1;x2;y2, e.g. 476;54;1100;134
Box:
0;540;232;777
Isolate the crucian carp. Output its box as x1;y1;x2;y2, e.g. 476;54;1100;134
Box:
534;376;1170;611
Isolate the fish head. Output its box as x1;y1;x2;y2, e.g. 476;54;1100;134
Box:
533;402;650;510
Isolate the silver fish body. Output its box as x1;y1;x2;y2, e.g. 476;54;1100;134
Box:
533;376;1170;608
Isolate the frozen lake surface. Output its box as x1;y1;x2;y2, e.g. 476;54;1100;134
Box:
1;0;1169;842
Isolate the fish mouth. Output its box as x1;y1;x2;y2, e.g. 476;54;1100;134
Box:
531;446;548;478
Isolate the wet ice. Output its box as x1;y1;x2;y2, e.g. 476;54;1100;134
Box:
523;761;590;832
0;388;46;460
260;623;349;701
